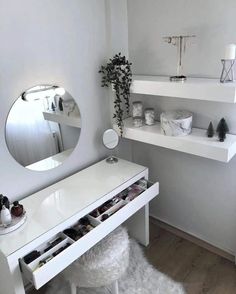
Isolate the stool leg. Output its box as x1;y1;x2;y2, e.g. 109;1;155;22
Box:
70;282;77;294
111;280;119;294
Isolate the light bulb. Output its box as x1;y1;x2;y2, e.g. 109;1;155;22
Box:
55;87;66;96
24;89;55;101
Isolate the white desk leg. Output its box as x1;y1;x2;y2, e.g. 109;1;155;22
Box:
124;204;149;247
111;280;119;294
69;282;77;294
0;253;26;294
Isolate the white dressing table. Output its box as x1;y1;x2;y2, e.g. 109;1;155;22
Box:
0;158;159;294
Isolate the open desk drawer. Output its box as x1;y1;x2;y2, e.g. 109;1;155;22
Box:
19;181;159;289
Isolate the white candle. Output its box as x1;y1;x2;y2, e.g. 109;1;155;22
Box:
224;44;236;60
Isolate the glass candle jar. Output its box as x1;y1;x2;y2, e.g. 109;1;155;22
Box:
132;101;143;117
133;116;143;127
144;108;155;125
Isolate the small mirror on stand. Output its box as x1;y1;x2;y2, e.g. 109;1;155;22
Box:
103;129;119;164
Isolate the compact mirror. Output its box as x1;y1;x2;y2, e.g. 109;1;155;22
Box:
103;129;119;164
5;85;81;171
103;129;119;149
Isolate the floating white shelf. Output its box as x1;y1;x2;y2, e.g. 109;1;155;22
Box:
131;75;236;103
114;118;236;162
43;111;81;128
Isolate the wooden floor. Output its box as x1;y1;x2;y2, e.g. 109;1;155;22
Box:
145;223;236;294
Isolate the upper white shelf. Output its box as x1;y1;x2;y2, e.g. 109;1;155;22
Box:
131;75;236;103
43;111;81;128
114;118;236;162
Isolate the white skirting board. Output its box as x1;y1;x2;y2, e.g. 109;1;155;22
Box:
150;215;235;263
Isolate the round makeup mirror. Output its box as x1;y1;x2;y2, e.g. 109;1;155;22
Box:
103;129;119;164
5;85;81;171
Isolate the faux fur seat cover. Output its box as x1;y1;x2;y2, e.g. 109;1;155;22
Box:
62;226;130;288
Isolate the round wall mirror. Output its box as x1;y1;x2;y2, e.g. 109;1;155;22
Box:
5;85;81;171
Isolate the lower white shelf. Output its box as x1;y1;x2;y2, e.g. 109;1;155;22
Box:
114;118;236;163
43;111;81;128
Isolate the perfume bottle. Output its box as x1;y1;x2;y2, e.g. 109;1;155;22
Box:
58;97;64;111
1;205;12;227
0;195;10;210
11;201;24;217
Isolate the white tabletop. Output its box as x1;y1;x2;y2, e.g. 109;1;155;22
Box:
0;158;146;256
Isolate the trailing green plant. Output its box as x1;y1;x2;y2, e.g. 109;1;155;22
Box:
99;53;132;136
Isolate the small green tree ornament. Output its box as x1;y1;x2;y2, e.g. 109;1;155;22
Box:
207;122;214;138
99;53;132;136
216;118;229;142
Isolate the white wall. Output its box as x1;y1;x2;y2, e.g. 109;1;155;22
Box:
0;0;128;201
105;0;133;161
127;0;236;254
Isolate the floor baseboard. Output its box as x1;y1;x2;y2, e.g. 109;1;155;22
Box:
150;216;235;263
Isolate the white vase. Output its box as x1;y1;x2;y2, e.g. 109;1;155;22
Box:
1;205;12;227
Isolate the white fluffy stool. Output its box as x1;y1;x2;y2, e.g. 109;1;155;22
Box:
62;226;130;294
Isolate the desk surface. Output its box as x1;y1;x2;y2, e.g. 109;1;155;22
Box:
0;158;146;257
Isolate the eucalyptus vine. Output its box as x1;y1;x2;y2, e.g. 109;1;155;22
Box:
99;53;132;136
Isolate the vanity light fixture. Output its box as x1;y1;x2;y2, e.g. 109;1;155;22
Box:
54;87;66;96
22;86;65;102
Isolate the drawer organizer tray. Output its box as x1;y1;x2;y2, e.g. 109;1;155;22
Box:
19;179;158;289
